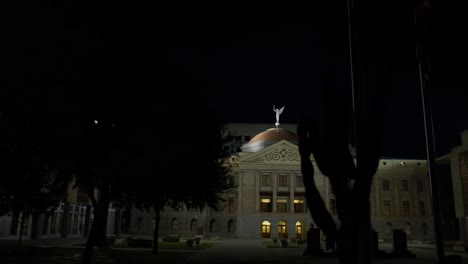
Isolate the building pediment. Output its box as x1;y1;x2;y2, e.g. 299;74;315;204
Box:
239;140;301;164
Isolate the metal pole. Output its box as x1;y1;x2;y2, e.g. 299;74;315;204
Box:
412;0;445;262
418;64;445;263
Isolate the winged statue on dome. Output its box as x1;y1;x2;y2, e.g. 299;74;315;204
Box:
273;105;285;128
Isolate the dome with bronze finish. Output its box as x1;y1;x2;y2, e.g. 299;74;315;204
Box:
241;127;298;153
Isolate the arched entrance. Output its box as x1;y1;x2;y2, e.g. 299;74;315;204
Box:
278;220;288;239
261;221;271;238
295;221;303;239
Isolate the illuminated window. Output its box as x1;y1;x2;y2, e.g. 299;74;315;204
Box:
295;221;304;239
261;221;271;238
260;198;272;212
294;199;304;213
277;199;288;213
278;220;288;239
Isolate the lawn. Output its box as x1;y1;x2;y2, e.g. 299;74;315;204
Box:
262;240;306;249
0;243;205;264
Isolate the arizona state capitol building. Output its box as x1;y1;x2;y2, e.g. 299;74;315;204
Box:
0;111;434;242
148;111;434;241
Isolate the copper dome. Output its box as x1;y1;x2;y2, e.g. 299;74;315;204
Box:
249;128;298;143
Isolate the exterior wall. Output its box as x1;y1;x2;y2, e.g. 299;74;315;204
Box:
0;123;435;243
436;130;468;243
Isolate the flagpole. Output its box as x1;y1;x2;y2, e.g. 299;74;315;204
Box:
412;0;445;263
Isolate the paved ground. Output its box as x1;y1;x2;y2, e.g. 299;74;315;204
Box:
2;237;468;263
185;239;468;264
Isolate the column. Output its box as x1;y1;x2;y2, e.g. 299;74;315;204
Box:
394;176;400;216
237;172;243;213
255;172;260;212
289;172;294;213
272;172;277;212
374;178;380;216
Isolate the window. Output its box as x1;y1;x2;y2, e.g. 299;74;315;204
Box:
260;198;272;212
294;199;304;213
417;179;424;192
279;175;288;187
190;219;197;233
277;199;288;213
10;212;19;235
137;217;143;231
228;197;235;213
278;221;288;239
382;180;390;191
229;176;235;186
295;221;304;239
228;220;234;233
385;222;392;235
296;175;304;187
404;223;412;237
171;218;178;231
261;221;271;238
383;200;391;216
419;201;426;216
209;220;217;232
401;180;409;191
261;174;271;187
422;223;428;236
329;199;336;215
402;201;410;216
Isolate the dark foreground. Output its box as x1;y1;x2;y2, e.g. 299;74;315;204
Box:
1;238;467;264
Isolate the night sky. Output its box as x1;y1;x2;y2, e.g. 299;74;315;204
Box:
2;2;467;159
145;2;467;159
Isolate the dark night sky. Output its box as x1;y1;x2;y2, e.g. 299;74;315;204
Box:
1;2;467;160
146;2;468;159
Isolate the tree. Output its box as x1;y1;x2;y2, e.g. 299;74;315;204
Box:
298;66;385;264
128;77;233;254
0;107;72;248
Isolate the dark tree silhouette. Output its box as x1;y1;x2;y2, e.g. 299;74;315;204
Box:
298;31;387;263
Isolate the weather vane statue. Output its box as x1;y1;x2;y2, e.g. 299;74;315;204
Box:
273;105;285;128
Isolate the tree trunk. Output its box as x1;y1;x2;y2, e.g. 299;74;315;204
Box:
82;186;111;264
152;206;161;255
18;211;28;248
30;212;40;239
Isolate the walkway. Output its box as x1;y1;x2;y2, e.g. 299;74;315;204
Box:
185;239;468;264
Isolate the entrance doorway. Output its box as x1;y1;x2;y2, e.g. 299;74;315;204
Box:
278;220;288;239
261;221;271;238
295;221;303;239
